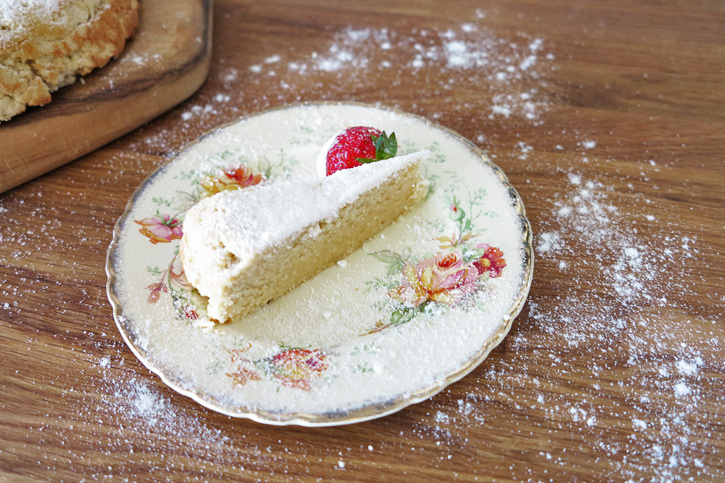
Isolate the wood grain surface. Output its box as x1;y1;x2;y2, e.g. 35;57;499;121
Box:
0;0;212;194
1;0;723;481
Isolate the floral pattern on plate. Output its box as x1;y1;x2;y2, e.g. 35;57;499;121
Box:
107;102;533;425
226;344;330;391
134;160;509;345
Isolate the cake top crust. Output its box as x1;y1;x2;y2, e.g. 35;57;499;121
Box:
0;0;89;48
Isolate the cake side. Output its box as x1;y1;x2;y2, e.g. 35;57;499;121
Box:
180;151;429;323
0;0;140;122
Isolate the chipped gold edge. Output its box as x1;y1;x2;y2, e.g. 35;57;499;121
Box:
105;101;534;427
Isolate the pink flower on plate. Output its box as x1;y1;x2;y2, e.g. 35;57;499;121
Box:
135;214;183;244
268;349;329;391
473;244;506;278
389;250;479;308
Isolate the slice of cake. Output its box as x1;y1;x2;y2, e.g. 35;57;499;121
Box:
180;151;429;323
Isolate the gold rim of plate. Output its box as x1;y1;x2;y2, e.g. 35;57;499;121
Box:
105;101;535;426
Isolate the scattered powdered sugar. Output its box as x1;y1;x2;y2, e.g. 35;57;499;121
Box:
395;138;722;480
223;23;552;128
492;159;718;478
535;231;563;254
532;171;703;323
124;9;554;160
1;5;721;481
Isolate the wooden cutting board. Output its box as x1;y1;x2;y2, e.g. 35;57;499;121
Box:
0;0;212;193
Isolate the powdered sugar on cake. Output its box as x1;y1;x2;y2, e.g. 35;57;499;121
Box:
184;151;426;270
180;146;430;323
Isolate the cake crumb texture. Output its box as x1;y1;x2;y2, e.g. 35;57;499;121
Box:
0;0;139;121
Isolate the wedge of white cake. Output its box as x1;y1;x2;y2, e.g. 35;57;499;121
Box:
180;151;429;323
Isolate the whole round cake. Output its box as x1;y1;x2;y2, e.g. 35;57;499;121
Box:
0;0;139;122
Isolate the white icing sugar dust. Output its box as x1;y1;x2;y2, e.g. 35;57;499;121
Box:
165;20;553;146
0;5;721;482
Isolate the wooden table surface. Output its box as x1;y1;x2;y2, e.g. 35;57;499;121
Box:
1;1;723;481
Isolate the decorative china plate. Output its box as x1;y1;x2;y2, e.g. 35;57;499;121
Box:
106;102;533;426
